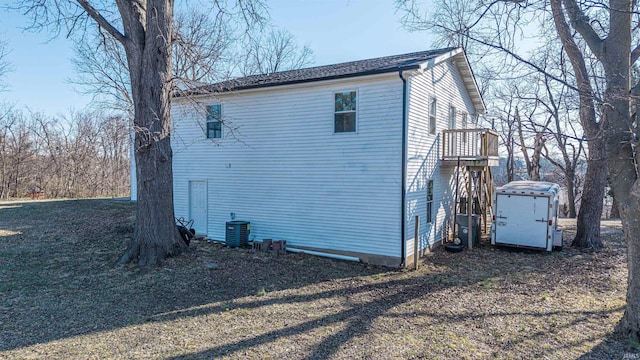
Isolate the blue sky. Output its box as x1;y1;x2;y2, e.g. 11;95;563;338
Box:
0;1;433;115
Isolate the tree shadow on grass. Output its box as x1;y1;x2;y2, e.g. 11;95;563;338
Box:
168;238;630;358
576;331;640;360
0;199;631;359
0;199;390;352
166;273;625;359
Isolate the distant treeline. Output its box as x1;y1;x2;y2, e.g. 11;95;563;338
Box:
0;109;130;199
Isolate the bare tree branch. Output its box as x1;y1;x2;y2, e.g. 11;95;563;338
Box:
75;0;125;43
561;0;604;58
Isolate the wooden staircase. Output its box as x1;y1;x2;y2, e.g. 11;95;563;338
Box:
442;129;498;248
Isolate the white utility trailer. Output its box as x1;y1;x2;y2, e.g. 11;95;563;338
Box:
491;181;563;251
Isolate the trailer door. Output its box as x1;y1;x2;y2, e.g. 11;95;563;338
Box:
495;195;549;248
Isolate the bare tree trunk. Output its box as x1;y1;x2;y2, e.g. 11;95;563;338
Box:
616;178;640;340
515;107;545;181
115;0;185;266
572;136;606;248
529;133;545;181
551;0;605;249
566;170;578;218
610;191;620;218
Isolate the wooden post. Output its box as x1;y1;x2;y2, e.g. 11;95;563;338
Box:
468;167;473;250
480;168;485;235
414;215;420;270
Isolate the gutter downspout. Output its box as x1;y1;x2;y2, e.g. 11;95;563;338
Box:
399;69;408;267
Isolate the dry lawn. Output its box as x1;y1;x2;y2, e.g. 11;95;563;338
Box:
0;199;637;359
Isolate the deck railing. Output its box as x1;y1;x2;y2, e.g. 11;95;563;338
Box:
442;129;499;161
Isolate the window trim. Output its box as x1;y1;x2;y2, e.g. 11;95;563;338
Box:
429;97;437;135
334;90;358;134
206;104;222;139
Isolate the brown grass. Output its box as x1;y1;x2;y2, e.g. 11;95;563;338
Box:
0;199;637;359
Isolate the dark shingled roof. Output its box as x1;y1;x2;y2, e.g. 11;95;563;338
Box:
185;47;458;95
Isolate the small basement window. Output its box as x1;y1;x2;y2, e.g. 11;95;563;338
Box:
206;104;222;139
335;91;357;133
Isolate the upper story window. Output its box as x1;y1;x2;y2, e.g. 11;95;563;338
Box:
461;112;468;143
429;98;437;135
335;91;357;133
206;104;222;139
449;105;456;129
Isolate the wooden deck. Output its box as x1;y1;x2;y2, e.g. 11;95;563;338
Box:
441;129;499;167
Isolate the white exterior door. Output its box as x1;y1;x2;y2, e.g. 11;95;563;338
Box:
189;180;207;234
495;195;549;248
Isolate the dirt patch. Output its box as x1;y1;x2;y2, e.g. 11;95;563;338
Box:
0;200;636;359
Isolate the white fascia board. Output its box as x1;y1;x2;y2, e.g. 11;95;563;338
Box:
417;48;486;115
417;48;464;72
452;51;486;114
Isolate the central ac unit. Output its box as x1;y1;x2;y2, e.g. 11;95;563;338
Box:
225;221;250;247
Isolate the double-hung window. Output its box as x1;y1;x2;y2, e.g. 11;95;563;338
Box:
429;98;437;135
335;91;357;133
461;112;468;143
206;104;222;139
449;105;456;129
426;180;434;223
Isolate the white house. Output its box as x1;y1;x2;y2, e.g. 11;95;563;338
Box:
164;47;493;267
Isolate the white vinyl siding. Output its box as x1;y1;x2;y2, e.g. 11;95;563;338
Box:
172;74;403;259
405;59;478;258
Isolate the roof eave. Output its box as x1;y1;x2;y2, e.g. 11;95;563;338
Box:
417;48;485;115
418;47;464;71
175;65;422;98
452;51;486;115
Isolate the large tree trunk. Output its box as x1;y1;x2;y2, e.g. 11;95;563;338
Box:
551;0;605;249
594;0;640;341
117;0;185;266
616;180;640;341
609;76;640;340
610;192;620;218
572;135;606;248
566;170;577;218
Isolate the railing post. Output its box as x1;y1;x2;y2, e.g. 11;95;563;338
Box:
481;132;486;157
